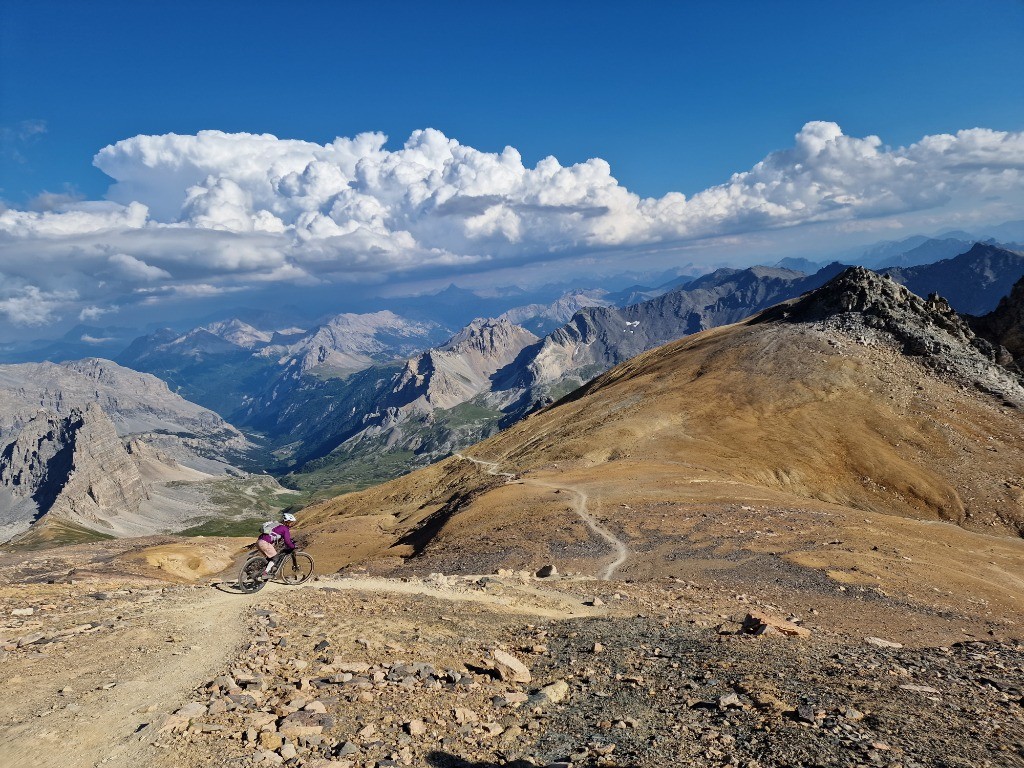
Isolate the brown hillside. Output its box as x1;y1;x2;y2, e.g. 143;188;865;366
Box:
300;271;1024;635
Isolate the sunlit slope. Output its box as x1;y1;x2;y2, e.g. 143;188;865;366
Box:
300;270;1024;619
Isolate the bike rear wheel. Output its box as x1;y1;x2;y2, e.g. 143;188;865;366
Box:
279;552;314;585
237;555;269;593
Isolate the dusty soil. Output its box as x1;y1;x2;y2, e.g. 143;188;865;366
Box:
1;311;1022;767
1;558;1022;768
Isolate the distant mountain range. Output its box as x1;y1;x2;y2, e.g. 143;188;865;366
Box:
2;238;1021;512
879;242;1024;315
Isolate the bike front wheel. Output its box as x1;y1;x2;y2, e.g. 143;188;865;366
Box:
279;552;314;585
237;555;269;593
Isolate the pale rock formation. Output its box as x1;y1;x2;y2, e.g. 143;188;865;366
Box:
0;404;146;537
391;319;539;411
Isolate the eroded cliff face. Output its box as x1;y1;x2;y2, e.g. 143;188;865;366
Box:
0;404;147;538
390;319;539;411
0;358;251;473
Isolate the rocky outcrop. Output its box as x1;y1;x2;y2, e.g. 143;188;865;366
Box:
0;404;146;536
756;266;1024;406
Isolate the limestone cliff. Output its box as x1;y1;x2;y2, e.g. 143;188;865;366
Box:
0;357;250;472
390;319;539;411
0;404;147;538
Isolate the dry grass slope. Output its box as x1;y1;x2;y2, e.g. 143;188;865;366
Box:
300;299;1024;635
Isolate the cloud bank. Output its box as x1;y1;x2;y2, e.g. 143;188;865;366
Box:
1;121;1022;327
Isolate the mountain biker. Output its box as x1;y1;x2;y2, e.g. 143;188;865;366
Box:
256;512;297;578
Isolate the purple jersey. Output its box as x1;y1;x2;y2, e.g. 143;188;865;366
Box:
259;523;294;549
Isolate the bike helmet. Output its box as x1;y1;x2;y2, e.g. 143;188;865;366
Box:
281;512;297;523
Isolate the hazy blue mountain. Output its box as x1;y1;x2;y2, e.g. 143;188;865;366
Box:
868;237;973;269
498;290;613;334
774;257;825;273
0;324;137;364
881;243;1024;315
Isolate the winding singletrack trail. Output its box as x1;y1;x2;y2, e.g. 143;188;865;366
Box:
455;453;630;580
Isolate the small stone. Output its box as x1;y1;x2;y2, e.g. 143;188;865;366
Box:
795;704;817;724
453;707;479;724
336;741;359;756
492;649;532;683
175;702;207;718
899;684;940;694
11;608;34;616
279;743;297;760
357;723;377;740
586;597;604;607
844;707;865;721
536;564;558;578
258;731;284;750
405;719;427;736
741;611;811;638
717;692;742;710
529;680;570;707
494;691;529;707
592;643;605;653
865;636;903;649
207;699;228;715
481;722;505;737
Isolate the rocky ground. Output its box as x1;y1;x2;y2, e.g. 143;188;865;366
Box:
3;564;1021;768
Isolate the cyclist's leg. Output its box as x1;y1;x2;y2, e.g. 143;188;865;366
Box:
256;540;278;574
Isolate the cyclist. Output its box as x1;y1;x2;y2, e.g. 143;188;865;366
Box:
256;512;297;579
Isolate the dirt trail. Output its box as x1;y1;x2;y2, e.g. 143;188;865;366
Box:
2;587;257;768
455;453;631;580
2;569;613;768
312;574;610;619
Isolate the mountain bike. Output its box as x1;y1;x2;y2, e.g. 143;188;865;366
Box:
236;544;315;593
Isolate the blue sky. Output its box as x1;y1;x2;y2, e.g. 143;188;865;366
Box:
0;1;1022;337
3;1;1022;202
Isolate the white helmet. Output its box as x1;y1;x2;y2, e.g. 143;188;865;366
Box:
281;512;297;523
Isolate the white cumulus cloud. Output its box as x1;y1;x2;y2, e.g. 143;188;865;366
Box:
0;286;78;326
108;253;172;281
78;305;117;322
0;121;1021;330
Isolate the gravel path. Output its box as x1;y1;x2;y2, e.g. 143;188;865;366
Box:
455;453;631;580
0;585;256;768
